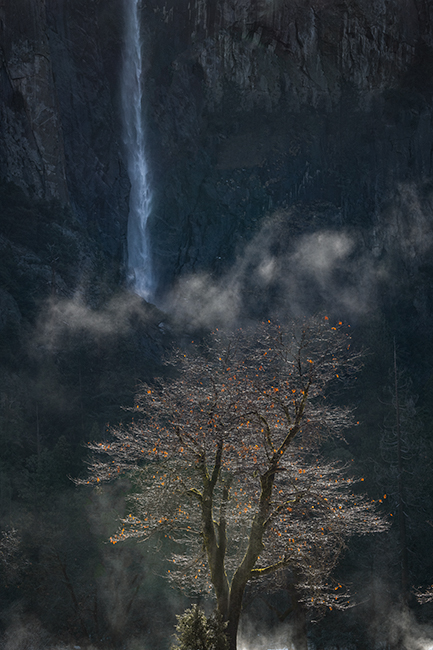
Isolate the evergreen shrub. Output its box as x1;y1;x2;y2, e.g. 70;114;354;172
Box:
171;604;228;650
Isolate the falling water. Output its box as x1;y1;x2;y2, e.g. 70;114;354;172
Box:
122;0;154;301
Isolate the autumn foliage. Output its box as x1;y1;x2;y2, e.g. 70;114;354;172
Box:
83;318;387;649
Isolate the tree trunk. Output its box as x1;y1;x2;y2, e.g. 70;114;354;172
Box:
225;508;267;650
289;588;308;650
226;580;248;650
226;612;240;650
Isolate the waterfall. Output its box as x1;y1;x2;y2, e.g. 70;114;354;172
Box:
122;0;154;301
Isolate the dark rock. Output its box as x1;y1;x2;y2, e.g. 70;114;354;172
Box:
0;287;21;331
1;0;433;319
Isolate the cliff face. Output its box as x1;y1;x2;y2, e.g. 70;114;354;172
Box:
1;0;433;313
0;0;128;261
142;0;433;300
45;0;128;254
2;6;433;640
0;0;68;201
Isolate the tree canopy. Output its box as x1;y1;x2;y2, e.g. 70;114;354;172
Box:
84;318;388;650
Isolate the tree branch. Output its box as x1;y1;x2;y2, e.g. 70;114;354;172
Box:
250;557;290;578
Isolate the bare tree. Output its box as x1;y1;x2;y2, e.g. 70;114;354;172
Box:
414;586;433;604
82;318;387;650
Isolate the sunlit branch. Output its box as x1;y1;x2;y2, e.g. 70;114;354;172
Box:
211;439;224;488
256;412;274;453
264;490;309;528
274;380;311;460
250;557;290;578
186;488;203;503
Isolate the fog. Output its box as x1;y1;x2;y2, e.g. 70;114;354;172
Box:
161;181;433;330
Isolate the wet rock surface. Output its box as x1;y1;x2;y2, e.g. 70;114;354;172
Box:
142;0;433;298
0;0;128;263
0;0;433;312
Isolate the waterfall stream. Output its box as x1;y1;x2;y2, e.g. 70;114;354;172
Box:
122;0;154;301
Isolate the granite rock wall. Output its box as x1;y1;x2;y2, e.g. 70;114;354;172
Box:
1;0;433;315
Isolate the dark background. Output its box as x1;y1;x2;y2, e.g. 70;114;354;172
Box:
1;0;433;647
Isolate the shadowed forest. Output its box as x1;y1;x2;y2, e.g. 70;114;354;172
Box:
2;0;433;648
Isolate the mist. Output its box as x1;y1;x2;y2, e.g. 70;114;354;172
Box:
3;186;433;650
162;181;433;329
2;0;433;645
32;292;162;349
